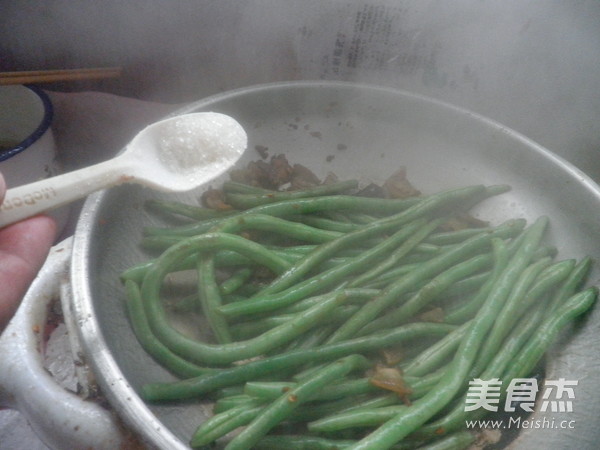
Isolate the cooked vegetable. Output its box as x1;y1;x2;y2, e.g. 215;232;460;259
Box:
121;162;596;449
224;355;370;450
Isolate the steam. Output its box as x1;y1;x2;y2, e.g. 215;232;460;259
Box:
1;0;599;178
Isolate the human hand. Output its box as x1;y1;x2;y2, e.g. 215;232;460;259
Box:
0;92;174;332
0;171;56;331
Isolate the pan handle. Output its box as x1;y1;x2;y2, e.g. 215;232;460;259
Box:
0;237;126;450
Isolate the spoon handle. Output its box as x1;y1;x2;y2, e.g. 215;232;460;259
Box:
0;158;129;228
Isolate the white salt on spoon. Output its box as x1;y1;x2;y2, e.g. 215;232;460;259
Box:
0;112;247;228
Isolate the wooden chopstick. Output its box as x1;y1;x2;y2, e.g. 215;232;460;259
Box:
0;67;122;85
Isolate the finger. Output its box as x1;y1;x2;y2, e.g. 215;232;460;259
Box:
0;215;57;330
0;171;5;203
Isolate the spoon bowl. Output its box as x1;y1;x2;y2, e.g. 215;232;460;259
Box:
0;112;247;228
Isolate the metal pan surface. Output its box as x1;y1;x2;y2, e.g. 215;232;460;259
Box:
70;81;600;449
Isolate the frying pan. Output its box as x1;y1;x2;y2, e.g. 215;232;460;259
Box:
69;81;600;449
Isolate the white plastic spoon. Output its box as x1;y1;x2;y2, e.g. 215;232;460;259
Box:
0;112;247;228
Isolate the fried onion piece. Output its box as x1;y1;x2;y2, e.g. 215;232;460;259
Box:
289;163;321;190
418;307;445;323
201;188;233;210
229;160;272;188
357;182;386;198
439;213;489;231
228;154;294;189
268;154;294;188
369;365;413;405
322;172;340;185
383;167;421;198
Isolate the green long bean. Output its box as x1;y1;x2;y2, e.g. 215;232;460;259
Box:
545;256;593;316
307;369;446;432
220;267;254;296
142;281;349;366
347;217;547;449
122;176;597;449
471;258;574;375
503;287;597;381
230;305;359;341
294;215;363;233
222;180;273;194
416;431;475;450
143;193;422;237
219;219;428;317
224;179;360;208
443;238;511;325
360;253;493;334
143;213;346;251
327;219;525;343
402;323;469;377
141;322;455;401
348;219;444;289
253;185;492;297
308;404;407;432
254;435;358;450
213;394;264;414
123;280;215;378
225;355;370;450
145;198;238;221
243;377;380;403
417;287;597;438
191;404;264;448
279;288;379;315
197;254;232;343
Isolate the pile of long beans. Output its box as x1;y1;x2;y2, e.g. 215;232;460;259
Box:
121;176;597;450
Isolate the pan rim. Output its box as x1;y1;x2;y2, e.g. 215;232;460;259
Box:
70;80;600;448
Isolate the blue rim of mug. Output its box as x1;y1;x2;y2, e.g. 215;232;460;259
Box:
0;84;54;162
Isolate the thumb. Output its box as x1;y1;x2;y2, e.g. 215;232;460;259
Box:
0;171;5;204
